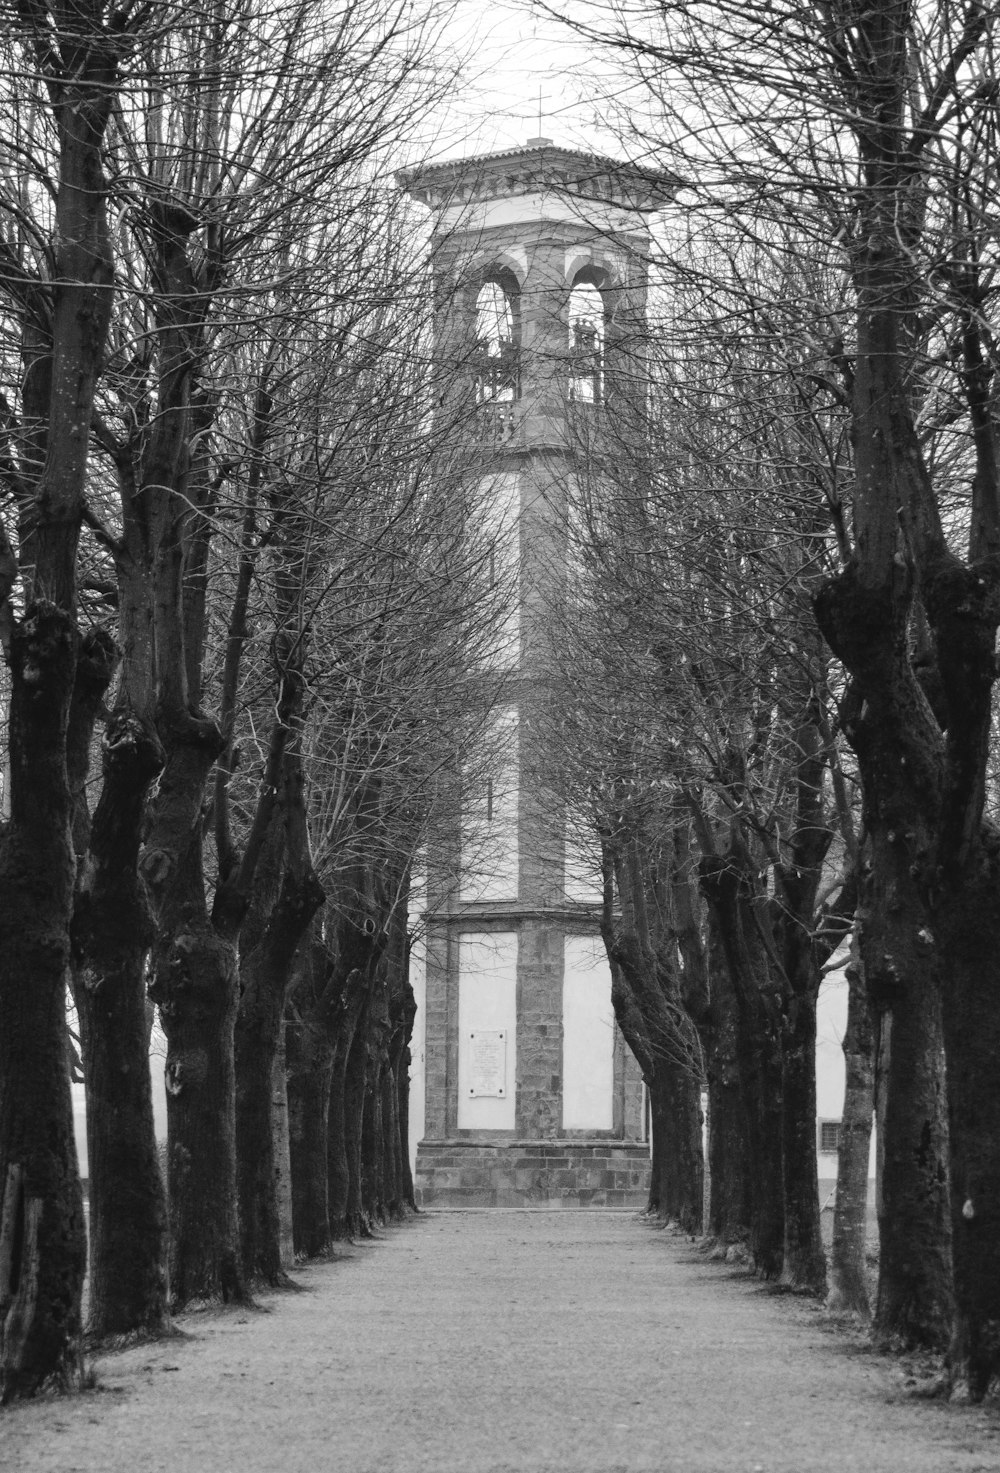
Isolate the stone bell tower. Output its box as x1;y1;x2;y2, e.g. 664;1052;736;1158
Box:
400;139;674;1207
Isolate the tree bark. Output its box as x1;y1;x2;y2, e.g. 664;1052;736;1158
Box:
361;968;390;1226
344;992;373;1239
601;838;705;1229
0;5;121;1395
701;940;752;1245
939;853;1000;1398
779;988;826;1293
71;652;170;1336
647;1066;703;1232
701;856;784;1278
828;957;875;1317
0;610;88;1400
287;977;335;1258
818;573;954;1349
739;1011;785;1279
144;725;245;1307
272;1024;295;1269
393;978;418;1214
397;1038;417;1213
328;970;372;1239
235;866;324;1284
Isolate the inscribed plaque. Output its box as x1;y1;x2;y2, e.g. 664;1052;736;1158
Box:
468;1029;507;1097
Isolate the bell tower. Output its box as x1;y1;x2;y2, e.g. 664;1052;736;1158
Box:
401;140;674;1207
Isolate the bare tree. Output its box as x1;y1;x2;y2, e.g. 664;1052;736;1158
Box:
547;253;860;1290
0;0;143;1396
64;0;460;1317
542;0;1000;1379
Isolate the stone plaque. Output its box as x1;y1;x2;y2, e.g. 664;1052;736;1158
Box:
468;1029;507;1097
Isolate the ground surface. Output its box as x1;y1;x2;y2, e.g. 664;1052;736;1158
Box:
4;1211;1000;1473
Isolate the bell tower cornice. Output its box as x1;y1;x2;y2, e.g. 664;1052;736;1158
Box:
397;141;677;234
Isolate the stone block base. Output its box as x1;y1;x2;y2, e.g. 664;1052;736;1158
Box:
415;1139;651;1209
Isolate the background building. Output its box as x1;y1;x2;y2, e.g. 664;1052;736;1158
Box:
399;140;676;1207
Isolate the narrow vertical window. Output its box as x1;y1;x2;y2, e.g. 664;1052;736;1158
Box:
569;281;604;405
473;279;519;405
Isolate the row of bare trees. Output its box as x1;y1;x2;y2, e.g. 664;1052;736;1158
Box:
0;0;508;1402
553;289;857;1299
545;0;1000;1400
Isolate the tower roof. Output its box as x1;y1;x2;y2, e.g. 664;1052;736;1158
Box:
397;140;677;217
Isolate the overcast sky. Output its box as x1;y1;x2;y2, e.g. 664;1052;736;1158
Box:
416;0;628;166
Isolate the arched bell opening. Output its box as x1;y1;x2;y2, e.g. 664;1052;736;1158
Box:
568;280;605;406
472;273;521;405
568;263;640;429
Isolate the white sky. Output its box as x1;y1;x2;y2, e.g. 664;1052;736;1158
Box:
411;0;629;166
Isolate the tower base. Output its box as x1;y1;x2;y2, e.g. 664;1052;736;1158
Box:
414;1139;651;1209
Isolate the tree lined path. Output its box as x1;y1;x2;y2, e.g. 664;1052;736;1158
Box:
5;1212;999;1472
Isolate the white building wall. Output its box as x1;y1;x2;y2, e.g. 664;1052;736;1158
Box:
457;932;518;1130
562;935;615;1131
460;708;519;903
564;827;603;905
817;967;877;1180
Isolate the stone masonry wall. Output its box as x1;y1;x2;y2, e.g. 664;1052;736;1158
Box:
415;1140;651;1209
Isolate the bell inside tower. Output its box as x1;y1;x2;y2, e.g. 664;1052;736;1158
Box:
473;278;520;405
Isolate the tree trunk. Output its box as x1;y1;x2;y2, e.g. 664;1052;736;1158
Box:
0;610;87;1399
73;708;169;1338
873;976;952;1348
381;1049;402;1219
828;957;875;1317
344;1000;372;1239
648;1064;703;1232
156;908;243;1305
0;8;120;1393
779;989;826;1294
362;1046;386;1225
606;958;658;1213
286;1009;334;1259
937;857;1000;1398
272;1024;295;1270
144;719;247;1308
382;914;413;1220
816;473;955;1356
739;1014;785;1279
702;947;752;1244
706;1065;752;1244
235;866;324;1284
647;1077;669;1218
328;970;371;1239
393;979;418;1214
601;877;703;1226
397;1041;417;1213
701;857;784;1278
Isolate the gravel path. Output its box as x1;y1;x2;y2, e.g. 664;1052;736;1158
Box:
4;1211;1000;1473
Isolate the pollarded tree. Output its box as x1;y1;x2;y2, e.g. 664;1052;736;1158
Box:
282;412;516;1248
0;0;147;1396
550;0;1000;1380
550;255;860;1290
66;0;461;1315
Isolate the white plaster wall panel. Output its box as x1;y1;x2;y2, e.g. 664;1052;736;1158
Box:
457;932;518;1130
435;192;653;239
816;968;848;1120
564;827;603;905
460;706;519;903
816;967;877;1178
562;935;615;1130
477;469;520;670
